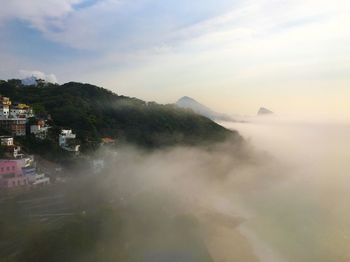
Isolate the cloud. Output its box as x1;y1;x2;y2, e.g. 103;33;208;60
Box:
1;0;350;118
0;0;238;50
19;70;58;83
0;0;83;29
3;0;349;55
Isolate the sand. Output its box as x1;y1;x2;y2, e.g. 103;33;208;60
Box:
197;211;259;262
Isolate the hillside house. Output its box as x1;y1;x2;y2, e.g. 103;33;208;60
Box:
0;156;50;189
0;136;14;146
0;160;29;189
30;119;50;139
0;96;11;116
0;136;23;158
59;129;80;154
31;173;50;187
101;137;116;146
0;96;34;136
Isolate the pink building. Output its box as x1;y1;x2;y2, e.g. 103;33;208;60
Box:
0;160;29;189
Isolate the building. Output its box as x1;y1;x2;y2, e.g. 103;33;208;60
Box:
9;103;33;119
30;119;50;139
31;173;50;187
0;136;24;158
0;96;11;120
0;156;49;189
59;129;80;154
0;136;14;146
4;145;23;158
0;160;29;189
0;96;33;137
59;129;76;146
0;119;27;136
12;146;22;158
101;137;116;146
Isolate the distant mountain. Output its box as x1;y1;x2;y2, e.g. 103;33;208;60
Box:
257;107;274;116
176;96;234;121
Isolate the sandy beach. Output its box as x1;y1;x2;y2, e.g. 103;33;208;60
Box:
197;211;259;262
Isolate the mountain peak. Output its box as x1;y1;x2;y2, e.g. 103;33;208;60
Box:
257;107;274;115
177;96;197;103
176;96;215;115
176;96;234;121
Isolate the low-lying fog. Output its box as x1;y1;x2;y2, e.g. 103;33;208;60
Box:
93;116;350;262
221;117;350;262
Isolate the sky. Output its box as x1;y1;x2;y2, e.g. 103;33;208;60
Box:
0;0;349;118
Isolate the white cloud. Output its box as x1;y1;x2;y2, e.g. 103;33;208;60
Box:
0;0;83;30
1;0;350;117
19;70;58;83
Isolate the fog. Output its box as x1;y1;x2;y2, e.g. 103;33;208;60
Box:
74;116;350;262
221;117;350;262
84;137;277;261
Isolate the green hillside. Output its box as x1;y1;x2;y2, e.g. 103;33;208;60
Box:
0;80;238;149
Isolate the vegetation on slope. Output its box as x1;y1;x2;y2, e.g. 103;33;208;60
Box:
0;80;237;150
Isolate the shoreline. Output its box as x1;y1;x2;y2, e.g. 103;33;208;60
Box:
238;224;287;262
196;210;259;262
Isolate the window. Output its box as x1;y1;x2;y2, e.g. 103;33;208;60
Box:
6;167;10;171
12;166;15;171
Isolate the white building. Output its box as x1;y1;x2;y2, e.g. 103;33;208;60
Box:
0;136;14;146
0;106;9;119
59;129;76;146
13;146;23;158
31;173;50;187
0;97;11;120
30;121;49;140
59;129;80;154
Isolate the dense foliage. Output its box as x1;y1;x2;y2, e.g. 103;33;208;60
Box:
0;80;236;149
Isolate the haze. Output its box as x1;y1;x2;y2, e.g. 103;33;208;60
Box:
221;117;350;261
70;115;350;261
1;0;350;117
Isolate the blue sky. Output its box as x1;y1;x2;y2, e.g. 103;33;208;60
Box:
0;0;350;117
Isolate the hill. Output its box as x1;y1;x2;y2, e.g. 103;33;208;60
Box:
0;80;239;150
176;96;234;121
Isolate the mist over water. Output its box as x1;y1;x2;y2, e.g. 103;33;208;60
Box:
90;137;279;261
221;117;350;262
80;116;350;262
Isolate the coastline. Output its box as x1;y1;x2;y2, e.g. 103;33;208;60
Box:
197;211;259;262
238;224;287;262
